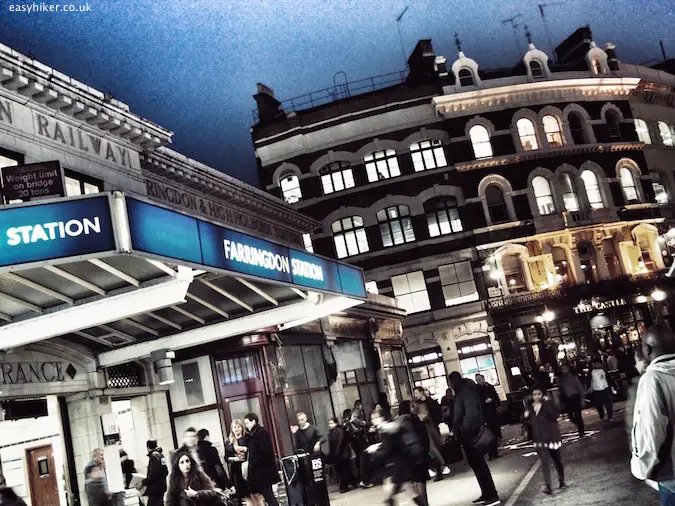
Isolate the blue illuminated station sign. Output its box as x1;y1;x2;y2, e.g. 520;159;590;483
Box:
126;198;367;298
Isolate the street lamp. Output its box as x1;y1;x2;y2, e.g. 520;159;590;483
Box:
542;308;556;322
652;289;667;302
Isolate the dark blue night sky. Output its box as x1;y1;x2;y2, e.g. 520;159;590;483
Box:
1;0;673;186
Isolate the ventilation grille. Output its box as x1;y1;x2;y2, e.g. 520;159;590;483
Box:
106;363;145;389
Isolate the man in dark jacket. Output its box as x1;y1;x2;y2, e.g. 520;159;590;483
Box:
244;413;280;506
557;364;586;438
449;372;500;506
291;412;321;454
141;440;168;506
196;429;232;490
476;374;502;460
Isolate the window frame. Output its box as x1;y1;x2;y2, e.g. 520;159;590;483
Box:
64;169;104;197
485;185;509;223
410;139;447;172
542;115;564;148
425;198;463;237
530;60;545;79
438;261;479;307
568;113;586;144
658;121;674;146
458;68;475;87
532;176;555;216
364;149;400;182
606;112;622;141
652;172;669;205
516;118;539;151
619;167;639;203
469;125;493;159
332;216;370;259
279;173;302;204
391;271;431;314
634;119;652;144
560;173;580;212
319;161;355;195
581;170;604;209
377;205;416;248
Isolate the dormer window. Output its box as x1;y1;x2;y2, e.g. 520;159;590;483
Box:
530;61;545;79
458;69;474;87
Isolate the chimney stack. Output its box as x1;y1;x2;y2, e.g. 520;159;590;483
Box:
253;83;283;124
406;40;440;85
604;42;619;71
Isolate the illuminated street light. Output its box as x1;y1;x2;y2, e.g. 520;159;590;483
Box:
636;295;648;304
542;309;556;322
652;289;667;302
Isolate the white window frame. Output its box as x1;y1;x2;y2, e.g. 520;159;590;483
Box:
619;167;639;203
320;161;355;195
469;125;493;159
634;119;652;144
439;261;479;307
581;170;604;209
64;170;104;197
410;140;447;172
517;118;539;151
364;150;400;182
377;205;415;248
302;233;314;253
659;121;674;146
332;216;369;259
458;69;474;87
391;271;431;314
560;173;580;212
542;115;564;148
530;60;545;79
365;281;378;294
426;199;463;237
532;176;555;215
280;174;302;203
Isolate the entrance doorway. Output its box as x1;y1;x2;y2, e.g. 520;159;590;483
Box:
26;445;58;506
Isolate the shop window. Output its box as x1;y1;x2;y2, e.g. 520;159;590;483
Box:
410;139;447;172
578;242;598;282
391;271;431;314
552;247;573;285
485;185;509;223
602;239;622;278
619;167;639;203
332;216;369;259
282;345;328;391
458;68;475;87
581;170;604;209
302;233;314;253
542;115;564;147
425;198;463;237
502;254;527;293
569;113;586;144
652;172;669;204
457;341;499;386
381;347;412;408
377;205;415;247
530;60;545;79
469;125;493;159
532;176;555;215
65;170;103;197
561;173;580;212
606;112;622;141
517;118;539;151
411;362;448;399
634;119;652;144
659;121;674;146
438;261;479;307
320;161;355;195
365;281;378;294
364;149;400;182
280;174;302;203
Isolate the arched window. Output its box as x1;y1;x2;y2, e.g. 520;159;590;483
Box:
469;125;493;159
530;61;545;79
552;247;573;285
425;198;463;237
561;173;579;211
620;167;639;203
502;254;527;293
517;118;539;150
332;216;369;258
569;113;586;144
377;205;415;247
458;69;474;86
320;161;355;195
364;149;400;182
411;140;447;172
486;185;509;223
532;176;555;215
578;242;597;282
634;119;652;144
658;121;674;146
652;172;669;204
542;115;564;147
581;170;604;209
280;174;301;203
606;112;621;141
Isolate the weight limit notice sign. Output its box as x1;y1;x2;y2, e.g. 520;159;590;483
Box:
1;161;65;201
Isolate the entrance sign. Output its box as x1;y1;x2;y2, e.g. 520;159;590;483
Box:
1;161;65;202
0;195;116;267
0;361;77;384
126;198;367;298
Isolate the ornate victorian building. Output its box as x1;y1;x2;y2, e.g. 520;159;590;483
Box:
252;26;675;397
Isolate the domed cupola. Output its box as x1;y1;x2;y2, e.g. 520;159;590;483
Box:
450;33;481;88
522;26;551;81
585;40;610;75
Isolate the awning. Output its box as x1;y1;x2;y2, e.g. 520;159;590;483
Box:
0;193;366;363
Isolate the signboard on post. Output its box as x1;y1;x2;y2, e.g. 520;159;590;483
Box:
1;161;65;202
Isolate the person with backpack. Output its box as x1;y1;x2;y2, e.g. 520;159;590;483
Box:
142;440;169;506
367;403;429;506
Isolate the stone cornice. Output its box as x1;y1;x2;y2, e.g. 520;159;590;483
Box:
0;42;173;149
142;148;319;232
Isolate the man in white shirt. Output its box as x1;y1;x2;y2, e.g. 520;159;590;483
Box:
590;359;613;421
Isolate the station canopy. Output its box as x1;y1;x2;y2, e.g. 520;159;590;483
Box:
0;193;366;366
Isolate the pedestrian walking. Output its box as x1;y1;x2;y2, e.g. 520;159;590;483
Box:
476;374;502;460
631;323;675;505
367;403;429;506
523;385;565;495
324;417;356;493
225;419;253;505
590;359;614;421
414;401;446;481
413;387;442;426
291;412;321;454
141;440;168;506
349;400;374;488
243;412;280;506
448;371;501;506
557;364;586;438
166;451;219;506
119;449;137;490
84;449;111;506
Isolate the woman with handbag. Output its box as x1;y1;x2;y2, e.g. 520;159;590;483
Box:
166;451;219;506
225;419;253;506
523;385;566;495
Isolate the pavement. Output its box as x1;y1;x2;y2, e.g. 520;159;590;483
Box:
327;402;660;506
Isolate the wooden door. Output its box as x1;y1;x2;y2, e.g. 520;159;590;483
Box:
26;445;59;506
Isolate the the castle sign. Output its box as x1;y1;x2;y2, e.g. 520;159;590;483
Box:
0;361;77;384
573;297;627;314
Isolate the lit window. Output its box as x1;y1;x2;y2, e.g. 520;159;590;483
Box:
569;113;586;144
439;261;479;307
606;112;621;141
517;118;539;150
620;167;639;203
561;173;579;212
634;119;652;144
364;150;400;182
542;115;564;147
530;61;545;79
377;205;415;247
320;161;355;195
485;185;509;223
64;170;103;197
469;125;493;159
581;170;604;209
458;69;474;86
332;216;369;259
426;198;463;237
410;140;446;172
391;271;431;314
659;121;674;146
280;174;301;203
502;254;527;293
302;233;314;253
365;281;378;294
652;172;669;204
532;176;555;215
